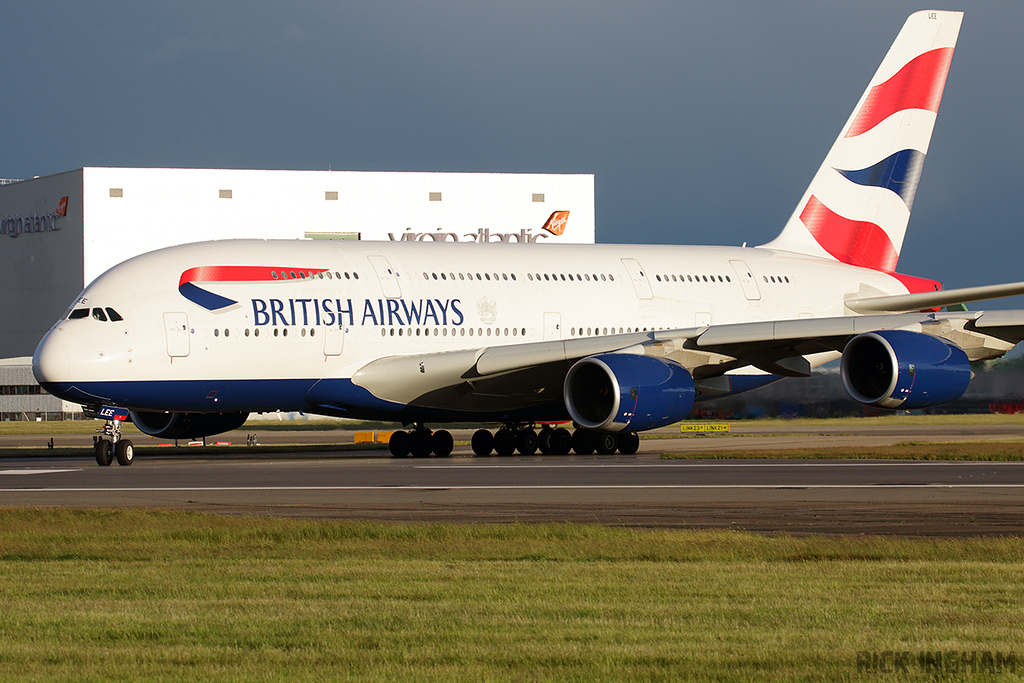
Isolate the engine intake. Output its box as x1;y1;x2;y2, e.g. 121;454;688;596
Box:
563;353;695;432
130;411;250;439
841;330;970;410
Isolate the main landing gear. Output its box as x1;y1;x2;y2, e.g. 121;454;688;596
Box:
471;425;640;457
388;424;641;458
94;417;134;467
388;425;454;458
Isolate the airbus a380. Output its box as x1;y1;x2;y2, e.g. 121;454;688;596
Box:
32;11;1024;465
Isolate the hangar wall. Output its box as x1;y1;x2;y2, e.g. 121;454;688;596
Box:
0;167;595;359
0;169;85;357
80;168;595;285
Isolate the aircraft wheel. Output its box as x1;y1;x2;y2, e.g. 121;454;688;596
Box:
471;429;494;456
389;431;411;458
552;428;572;455
617;432;640;455
95;439;113;466
411;430;433;458
515;429;538;455
115;439;134;466
493;428;516;456
537;428;555;455
431;430;454;458
595;433;618;455
571;429;595;455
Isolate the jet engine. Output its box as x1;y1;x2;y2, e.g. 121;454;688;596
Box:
841;330;970;410
563;353;695;432
130;411;250;439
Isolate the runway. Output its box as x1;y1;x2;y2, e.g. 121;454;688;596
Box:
3;427;1024;534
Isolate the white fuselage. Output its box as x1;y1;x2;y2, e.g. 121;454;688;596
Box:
34;238;913;420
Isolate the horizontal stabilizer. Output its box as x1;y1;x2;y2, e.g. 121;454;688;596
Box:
845;281;1024;313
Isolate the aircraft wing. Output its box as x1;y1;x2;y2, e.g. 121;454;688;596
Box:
345;309;1024;411
845;281;1024;313
349;329;669;409
684;310;1024;379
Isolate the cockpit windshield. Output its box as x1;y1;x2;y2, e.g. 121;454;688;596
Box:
67;307;124;322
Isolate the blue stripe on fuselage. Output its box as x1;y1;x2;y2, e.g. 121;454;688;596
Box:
178;282;236;311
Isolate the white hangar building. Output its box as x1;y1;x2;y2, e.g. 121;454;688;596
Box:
0;167;596;360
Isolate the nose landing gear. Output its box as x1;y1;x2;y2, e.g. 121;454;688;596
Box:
94;410;134;466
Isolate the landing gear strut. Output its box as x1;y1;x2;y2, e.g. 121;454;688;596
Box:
94;412;134;466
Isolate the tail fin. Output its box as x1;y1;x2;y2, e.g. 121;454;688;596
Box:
760;10;963;272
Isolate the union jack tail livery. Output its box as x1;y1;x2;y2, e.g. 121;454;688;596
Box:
762;10;962;274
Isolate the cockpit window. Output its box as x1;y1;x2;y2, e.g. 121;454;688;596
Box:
91;308;108;322
105;308;123;322
68;308;89;320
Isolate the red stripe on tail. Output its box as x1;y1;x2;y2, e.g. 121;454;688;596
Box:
800;196;899;272
846;47;953;138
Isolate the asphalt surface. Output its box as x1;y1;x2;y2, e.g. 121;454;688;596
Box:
2;421;1024;535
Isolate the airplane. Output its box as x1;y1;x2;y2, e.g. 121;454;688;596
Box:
32;10;1024;466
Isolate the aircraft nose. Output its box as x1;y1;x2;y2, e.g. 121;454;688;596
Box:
33;331;70;385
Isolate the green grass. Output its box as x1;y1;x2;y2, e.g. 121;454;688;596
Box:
663;440;1024;461
692;413;1024;427
0;510;1022;681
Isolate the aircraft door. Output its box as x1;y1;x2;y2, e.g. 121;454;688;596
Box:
620;258;653;300
543;312;561;340
163;312;190;357
367;255;402;298
729;260;761;301
324;322;345;356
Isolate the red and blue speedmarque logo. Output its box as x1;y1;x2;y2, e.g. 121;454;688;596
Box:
179;266;328;311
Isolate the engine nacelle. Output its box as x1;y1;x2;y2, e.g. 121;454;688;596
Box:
130;411;250;439
841;330;970;410
563;353;695;432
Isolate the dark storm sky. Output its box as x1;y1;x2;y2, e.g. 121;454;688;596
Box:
4;1;1022;302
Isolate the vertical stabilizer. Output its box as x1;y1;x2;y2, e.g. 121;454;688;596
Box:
760;10;962;272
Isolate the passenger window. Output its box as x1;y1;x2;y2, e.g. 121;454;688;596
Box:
91;308;107;322
68;308;89;320
105;308;123;322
